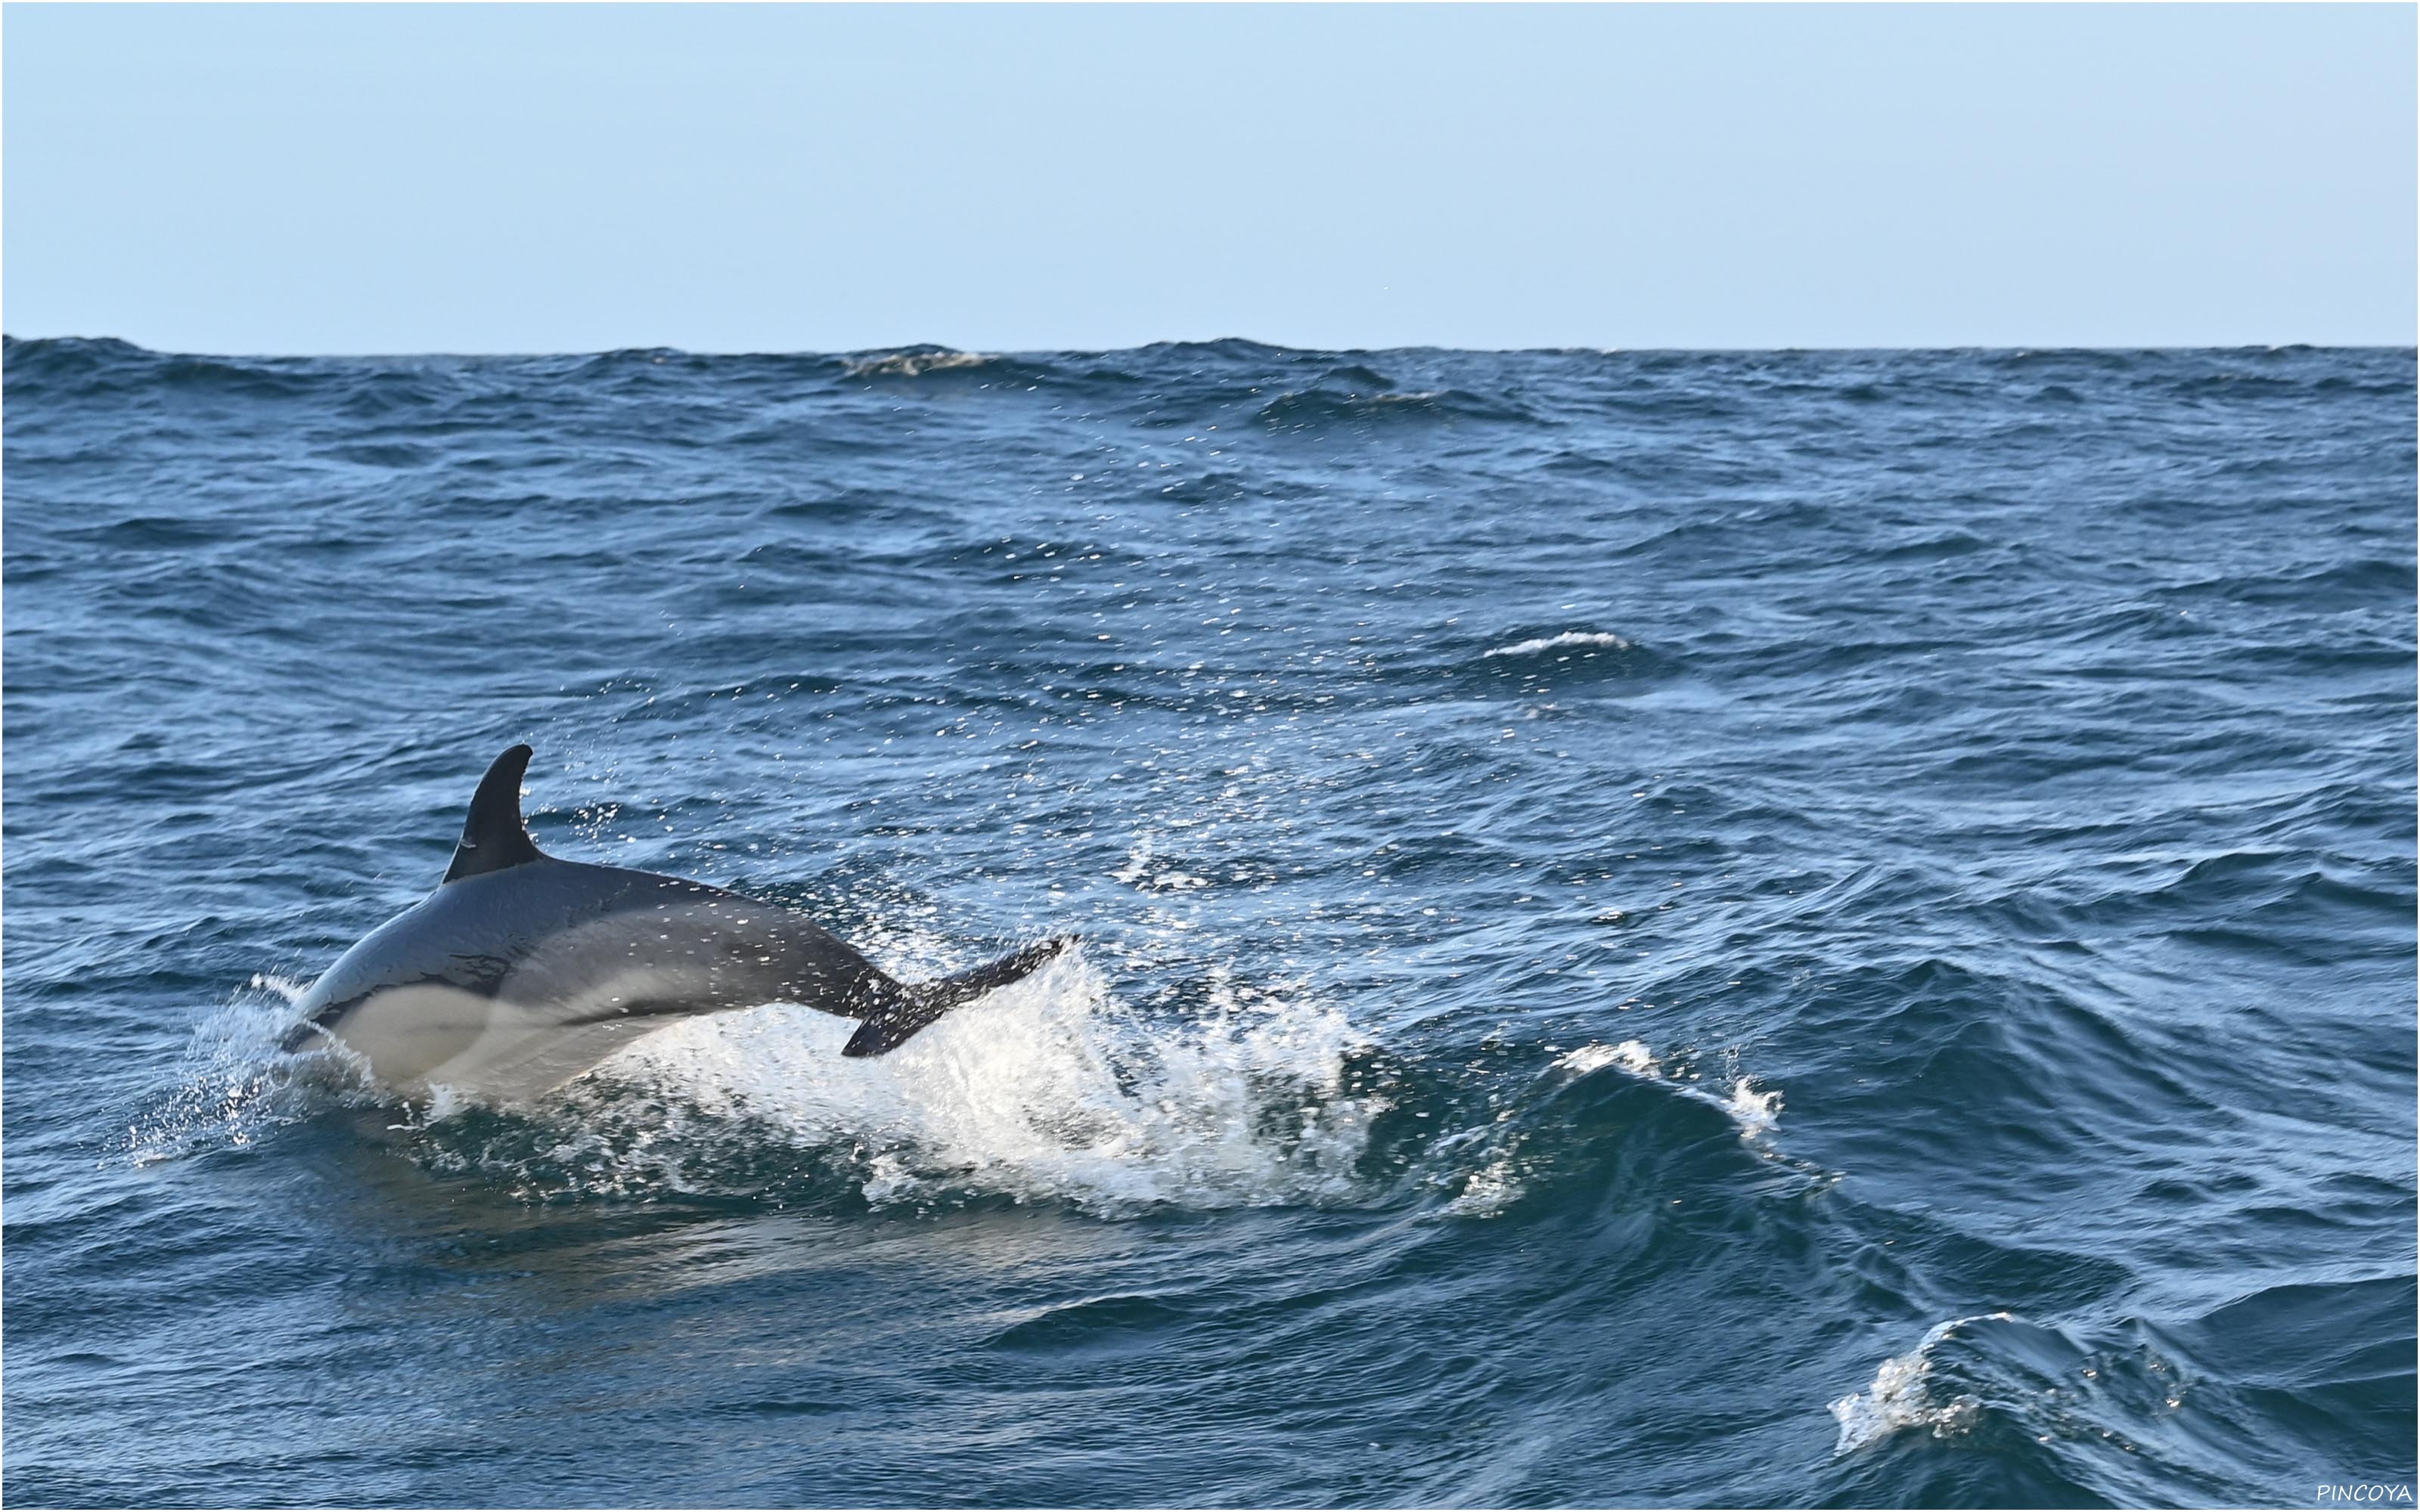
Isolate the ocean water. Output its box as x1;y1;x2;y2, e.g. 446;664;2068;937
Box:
2;335;2412;1509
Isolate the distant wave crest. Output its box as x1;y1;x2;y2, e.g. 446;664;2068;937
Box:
1482;630;1634;658
843;346;1001;379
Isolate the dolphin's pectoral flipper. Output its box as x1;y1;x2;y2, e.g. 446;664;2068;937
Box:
841;936;1075;1058
445;743;544;883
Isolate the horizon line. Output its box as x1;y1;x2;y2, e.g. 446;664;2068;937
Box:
8;333;2415;362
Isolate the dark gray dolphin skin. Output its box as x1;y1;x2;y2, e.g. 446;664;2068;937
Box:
284;744;1071;1101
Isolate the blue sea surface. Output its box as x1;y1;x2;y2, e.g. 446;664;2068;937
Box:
3;336;2413;1507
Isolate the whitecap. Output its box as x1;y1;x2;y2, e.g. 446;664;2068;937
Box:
1557;1039;1780;1141
1724;1077;1782;1138
1556;1039;1658;1076
1481;630;1634;658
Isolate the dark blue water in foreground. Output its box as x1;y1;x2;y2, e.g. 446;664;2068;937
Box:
4;336;2413;1508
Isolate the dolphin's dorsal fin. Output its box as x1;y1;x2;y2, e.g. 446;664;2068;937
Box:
444;744;545;883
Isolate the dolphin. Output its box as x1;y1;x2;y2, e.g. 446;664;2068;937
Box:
283;744;1069;1101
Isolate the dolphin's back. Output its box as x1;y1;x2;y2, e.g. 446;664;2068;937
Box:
297;859;901;1022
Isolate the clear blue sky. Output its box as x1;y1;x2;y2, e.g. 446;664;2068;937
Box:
5;3;2412;354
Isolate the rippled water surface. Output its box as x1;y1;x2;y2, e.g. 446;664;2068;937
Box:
5;336;2413;1507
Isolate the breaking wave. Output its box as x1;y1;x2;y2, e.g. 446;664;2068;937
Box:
1830;1312;2012;1453
1435;1036;1789;1219
1554;1039;1781;1140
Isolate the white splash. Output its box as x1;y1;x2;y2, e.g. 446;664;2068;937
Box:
1829;1313;2012;1454
1481;630;1634;658
544;948;1380;1216
149;947;1379;1221
126;975;371;1165
248;972;313;1006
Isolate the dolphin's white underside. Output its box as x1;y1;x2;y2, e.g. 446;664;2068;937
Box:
324;969;752;1104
